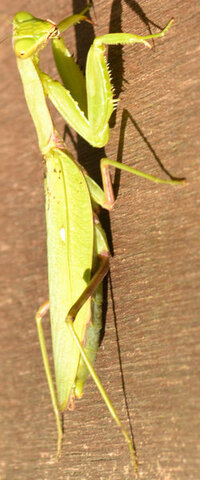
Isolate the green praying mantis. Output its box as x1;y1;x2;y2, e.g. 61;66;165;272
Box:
13;5;183;477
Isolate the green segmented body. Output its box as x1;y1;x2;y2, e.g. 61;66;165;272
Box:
13;9;179;475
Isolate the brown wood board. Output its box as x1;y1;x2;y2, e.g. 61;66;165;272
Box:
0;1;199;479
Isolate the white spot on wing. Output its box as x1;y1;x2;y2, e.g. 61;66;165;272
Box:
59;227;66;242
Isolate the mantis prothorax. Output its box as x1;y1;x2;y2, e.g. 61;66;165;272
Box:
13;7;182;477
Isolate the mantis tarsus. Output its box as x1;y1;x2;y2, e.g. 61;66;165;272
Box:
13;6;183;477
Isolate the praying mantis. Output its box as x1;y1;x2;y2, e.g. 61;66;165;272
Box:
13;5;183;477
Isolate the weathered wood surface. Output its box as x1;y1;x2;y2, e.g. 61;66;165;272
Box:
0;1;199;479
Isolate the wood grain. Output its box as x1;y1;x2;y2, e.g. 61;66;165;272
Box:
0;1;199;479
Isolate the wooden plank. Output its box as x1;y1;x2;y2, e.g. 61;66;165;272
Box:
0;1;199;479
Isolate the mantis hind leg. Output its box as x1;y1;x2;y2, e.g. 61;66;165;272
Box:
65;222;137;474
35;300;62;458
67;316;137;475
66;288;137;475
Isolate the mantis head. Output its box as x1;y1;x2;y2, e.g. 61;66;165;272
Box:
13;12;59;59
